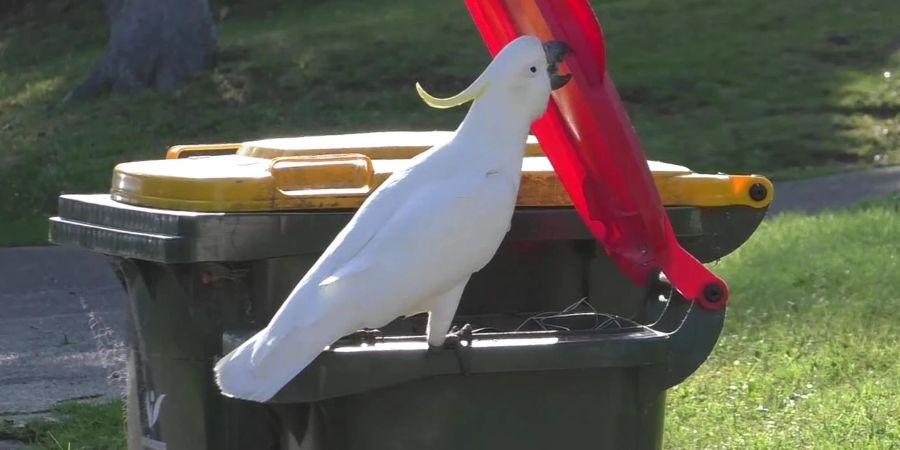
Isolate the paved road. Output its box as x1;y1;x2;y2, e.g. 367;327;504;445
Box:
767;165;900;216
0;247;126;416
0;166;897;419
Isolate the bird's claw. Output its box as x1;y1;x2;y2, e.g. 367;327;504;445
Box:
425;324;474;365
443;323;474;349
346;328;382;347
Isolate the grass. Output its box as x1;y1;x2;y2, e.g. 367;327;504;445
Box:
665;196;900;449
0;400;125;450
2;198;897;448
0;0;898;245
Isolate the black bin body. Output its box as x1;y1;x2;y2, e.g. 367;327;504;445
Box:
49;194;766;450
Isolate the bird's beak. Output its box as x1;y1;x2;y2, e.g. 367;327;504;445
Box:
543;40;573;90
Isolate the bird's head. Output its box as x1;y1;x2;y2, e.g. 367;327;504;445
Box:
416;36;572;122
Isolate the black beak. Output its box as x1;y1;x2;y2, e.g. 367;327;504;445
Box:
543;40;573;90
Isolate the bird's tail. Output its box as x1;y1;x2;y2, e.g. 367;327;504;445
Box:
214;326;334;402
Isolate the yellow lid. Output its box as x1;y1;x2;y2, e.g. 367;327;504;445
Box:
111;132;773;212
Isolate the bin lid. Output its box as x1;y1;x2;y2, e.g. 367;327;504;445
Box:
110;131;773;212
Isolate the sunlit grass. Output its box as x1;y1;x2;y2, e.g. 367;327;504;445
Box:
5;77;64;107
0;401;126;450
665;196;900;449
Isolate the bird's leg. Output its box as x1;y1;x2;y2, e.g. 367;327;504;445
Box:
422;282;468;360
424;311;453;360
424;282;467;348
426;304;457;348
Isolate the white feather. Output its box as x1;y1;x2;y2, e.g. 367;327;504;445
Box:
214;36;556;401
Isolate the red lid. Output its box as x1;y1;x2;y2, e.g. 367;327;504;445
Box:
464;0;728;309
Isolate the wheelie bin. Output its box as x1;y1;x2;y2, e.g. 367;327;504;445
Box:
50;131;772;449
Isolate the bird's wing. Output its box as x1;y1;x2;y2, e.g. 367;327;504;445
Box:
298;163;418;285
317;176;487;289
250;167;516;366
247;155;434;358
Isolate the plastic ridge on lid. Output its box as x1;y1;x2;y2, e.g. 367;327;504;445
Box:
463;0;734;309
166;132;548;160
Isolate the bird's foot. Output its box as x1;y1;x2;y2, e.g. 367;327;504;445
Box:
346;328;382;347
443;323;474;350
442;323;475;374
425;324;474;366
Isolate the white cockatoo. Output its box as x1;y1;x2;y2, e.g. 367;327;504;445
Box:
214;35;572;402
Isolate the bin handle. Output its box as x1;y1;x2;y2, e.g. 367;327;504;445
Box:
165;143;242;159
270;153;375;199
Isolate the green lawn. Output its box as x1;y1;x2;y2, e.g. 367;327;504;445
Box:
0;401;125;450
3;197;897;449
666;196;900;448
0;0;898;245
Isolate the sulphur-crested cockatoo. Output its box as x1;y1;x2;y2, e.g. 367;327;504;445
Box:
214;35;572;402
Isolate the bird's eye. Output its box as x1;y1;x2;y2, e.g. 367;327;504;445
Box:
529;66;537;73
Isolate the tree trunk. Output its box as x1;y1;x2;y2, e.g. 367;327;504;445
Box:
66;0;217;101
